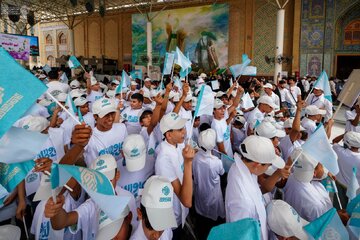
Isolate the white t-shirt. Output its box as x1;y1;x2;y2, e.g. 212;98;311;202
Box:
211;118;233;172
121;107;144;134
225;154;268;240
283;175;332;222
84;123;128;167
306;93;333;122
333;144;360;187
301;117;317;137
87;91;103;111
72;198;98;240
155;140;188;227
24;103;50;118
31;190;85;240
289;85;301;102
231;126;246;154
46;81;70;100
193;150;225;220
246;107;265;130
61;112;95;146
129;220;172;240
345;110;360;133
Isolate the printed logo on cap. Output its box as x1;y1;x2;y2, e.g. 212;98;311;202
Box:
148;148;155;155
23;125;29;130
162;186;170;196
97;159;105;166
130;148;140;158
101;99;111;107
170;113;179;120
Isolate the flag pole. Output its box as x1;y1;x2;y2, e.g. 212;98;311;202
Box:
22;215;29;240
290;150;302;168
331;179;343;210
46;93;81;125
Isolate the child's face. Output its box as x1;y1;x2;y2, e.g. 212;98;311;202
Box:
130;99;142;109
141;113;152;127
193;118;200;128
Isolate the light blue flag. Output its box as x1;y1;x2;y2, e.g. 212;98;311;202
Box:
42;64;51;74
347;193;360;215
53;163;130;220
115;77;126;95
321;177;336;193
68;55;81;69
163;52;175;75
0;184;8;208
121;71;131;88
0;160;35;193
347;167;360;201
304;208;349;240
229;54;252;79
243;66;257;76
301;124;339;174
77;107;84;123
313;70;332;102
179;52;192;78
241;92;255;109
50;163;60;190
194;85;214;117
65;94;77;117
348;205;360;238
0;48;48;138
59;72;69;84
208;218;261;240
130;69;143;80
173;76;182;89
175;47;192;72
0;127;49;164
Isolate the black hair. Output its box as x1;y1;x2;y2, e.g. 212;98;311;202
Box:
140;110;153;122
140;204;154;230
131;93;144;103
48;70;58;80
199;123;211;132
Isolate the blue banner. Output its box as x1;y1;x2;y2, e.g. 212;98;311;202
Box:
0;160;35;193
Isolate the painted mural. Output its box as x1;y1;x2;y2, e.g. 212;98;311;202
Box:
132;4;229;72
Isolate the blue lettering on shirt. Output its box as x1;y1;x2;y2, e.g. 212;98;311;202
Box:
124;181;145;198
223;126;230;141
98;143;122;157
37;147;57;159
95;96;103;100
39;221;50;240
127;115;139;123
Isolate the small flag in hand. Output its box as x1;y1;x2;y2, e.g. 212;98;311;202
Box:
68;55;81;69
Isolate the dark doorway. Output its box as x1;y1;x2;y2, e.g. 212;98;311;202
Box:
336;55;360;79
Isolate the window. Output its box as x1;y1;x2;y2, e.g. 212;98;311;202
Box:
59;33;67;44
46;34;53;44
344;19;360;45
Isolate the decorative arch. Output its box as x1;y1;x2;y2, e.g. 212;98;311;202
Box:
46;34;53;44
58;32;67;44
344;19;360;46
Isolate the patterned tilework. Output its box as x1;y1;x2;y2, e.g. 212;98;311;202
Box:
253;0;277;74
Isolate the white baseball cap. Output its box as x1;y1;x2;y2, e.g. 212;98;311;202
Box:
144;77;151;82
89;154;117;181
257;95;277;109
141;176;177;231
267;200;309;239
214;99;225;109
234;115;246;125
130;81;138;86
184;94;193;102
196;77;205;86
96;208;129;240
74;96;89;107
200;73;207;78
90;76;98;86
105;90;115;98
292;148;318;183
56;92;67;102
344;131;360;148
263;83;273;89
70;89;84;99
123;134;146;172
21;116;49;132
305;105;326;116
215;91;226;98
111;80;120;85
160;112;187;134
239;135;285;169
92;98;117;118
255;121;285;139
198;129;216;151
70;80;80;88
283;118;306;131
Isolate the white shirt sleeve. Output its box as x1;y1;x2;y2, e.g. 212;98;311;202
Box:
212;122;224;143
